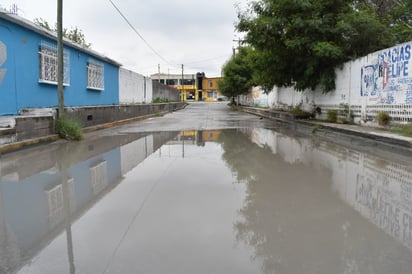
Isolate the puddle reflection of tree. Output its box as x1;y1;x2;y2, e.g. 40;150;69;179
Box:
218;129;412;274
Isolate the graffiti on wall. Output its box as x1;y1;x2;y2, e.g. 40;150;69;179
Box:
251;87;268;107
356;173;412;250
361;43;412;104
0;40;7;86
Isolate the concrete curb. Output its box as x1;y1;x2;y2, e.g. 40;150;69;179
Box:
0;134;60;154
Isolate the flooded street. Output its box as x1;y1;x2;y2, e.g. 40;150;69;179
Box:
1;103;412;273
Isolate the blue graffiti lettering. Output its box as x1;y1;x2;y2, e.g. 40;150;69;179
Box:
389;61;409;78
406;44;411;60
392;48;399;63
400;47;405;61
405;60;409;76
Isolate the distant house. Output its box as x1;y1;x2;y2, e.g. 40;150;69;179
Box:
0;9;121;115
202;77;223;101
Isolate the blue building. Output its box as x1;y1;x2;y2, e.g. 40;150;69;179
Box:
0;10;121;115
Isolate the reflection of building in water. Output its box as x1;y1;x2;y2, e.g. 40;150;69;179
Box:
159;130;222;158
121;135;154;175
168;130;221;146
163;130;221;151
45;178;75;229
0;131;177;273
243;128;412;251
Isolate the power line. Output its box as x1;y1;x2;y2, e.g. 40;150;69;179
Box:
108;0;173;66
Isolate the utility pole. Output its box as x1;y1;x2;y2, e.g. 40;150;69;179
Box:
158;64;160;82
181;64;184;102
57;0;64;118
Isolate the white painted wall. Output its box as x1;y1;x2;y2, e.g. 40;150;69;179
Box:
119;68;152;104
240;41;412;123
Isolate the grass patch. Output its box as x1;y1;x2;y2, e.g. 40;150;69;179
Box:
55;116;84;141
153;97;168;104
388;125;412;137
290;105;306;115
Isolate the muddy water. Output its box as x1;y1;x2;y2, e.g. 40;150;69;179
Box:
1;128;412;274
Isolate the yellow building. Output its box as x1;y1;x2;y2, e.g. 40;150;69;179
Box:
201;77;223;102
150;73;223;102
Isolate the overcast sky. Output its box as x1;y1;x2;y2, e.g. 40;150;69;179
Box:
1;0;248;77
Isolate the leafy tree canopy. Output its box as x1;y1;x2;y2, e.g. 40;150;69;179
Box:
34;18;92;48
237;0;411;92
219;47;258;99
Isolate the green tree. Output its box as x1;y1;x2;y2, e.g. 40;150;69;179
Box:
34;17;91;48
218;47;257;101
391;0;412;42
237;0;398;92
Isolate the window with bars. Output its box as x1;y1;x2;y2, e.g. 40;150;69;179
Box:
45;178;74;228
87;60;104;90
90;161;107;195
38;41;70;85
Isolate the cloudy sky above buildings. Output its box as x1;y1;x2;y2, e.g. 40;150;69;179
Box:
1;0;248;77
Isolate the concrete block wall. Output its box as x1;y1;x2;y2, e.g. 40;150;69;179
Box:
0;103;185;147
152;80;180;102
64;103;185;128
15;116;54;141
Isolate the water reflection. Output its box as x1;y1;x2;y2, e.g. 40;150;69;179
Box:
1;128;412;273
0;132;178;273
222;128;412;274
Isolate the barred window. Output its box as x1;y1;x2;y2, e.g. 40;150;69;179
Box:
87;60;104;90
38;41;70;85
90;161;107;195
45;178;74;228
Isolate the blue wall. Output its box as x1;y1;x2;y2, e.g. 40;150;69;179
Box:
0;17;120;115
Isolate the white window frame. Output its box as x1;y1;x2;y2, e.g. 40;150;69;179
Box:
87;59;104;90
38;41;70;85
45;178;74;228
90;161;107;195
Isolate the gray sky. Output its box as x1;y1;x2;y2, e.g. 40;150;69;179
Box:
1;0;248;77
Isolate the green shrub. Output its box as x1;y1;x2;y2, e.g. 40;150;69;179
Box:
55;116;84;141
327;110;338;123
153;97;168;103
290;105;305;115
376;111;390;126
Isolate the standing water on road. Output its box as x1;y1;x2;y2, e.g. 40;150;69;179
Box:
1;103;412;273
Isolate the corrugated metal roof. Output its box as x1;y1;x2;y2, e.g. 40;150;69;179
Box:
0;9;122;67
